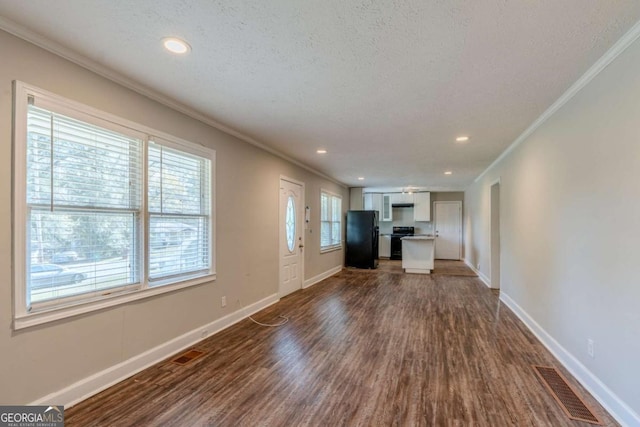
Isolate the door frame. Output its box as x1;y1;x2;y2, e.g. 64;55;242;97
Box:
490;178;501;290
434;201;462;260
279;175;305;297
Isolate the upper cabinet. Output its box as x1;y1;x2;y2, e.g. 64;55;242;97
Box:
392;193;414;205
413;192;431;222
381;194;392;221
364;192;391;221
363;193;382;214
364;191;429;222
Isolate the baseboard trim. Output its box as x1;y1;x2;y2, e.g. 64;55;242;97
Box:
30;293;279;408
500;292;640;427
303;265;342;289
463;258;491;287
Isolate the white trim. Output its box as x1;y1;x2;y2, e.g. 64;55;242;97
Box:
279;175;305;187
319;245;342;254
279;176;305;297
463;258;490;287
12;81;28;319
320;187;342;198
0;17;345;188
14;274;215;330
474;20;640;184
500;292;640;427
303;265;342;289
30;293;279;408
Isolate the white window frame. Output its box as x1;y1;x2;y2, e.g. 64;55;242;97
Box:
12;81;216;330
320;189;342;253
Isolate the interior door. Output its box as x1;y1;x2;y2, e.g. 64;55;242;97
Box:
279;178;304;297
434;201;462;260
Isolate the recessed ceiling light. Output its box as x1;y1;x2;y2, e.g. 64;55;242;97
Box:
316;149;327;154
163;37;191;54
456;136;470;142
444;171;453;175
358;177;365;180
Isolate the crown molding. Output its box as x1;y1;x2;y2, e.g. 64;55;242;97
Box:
473;19;640;185
0;16;346;188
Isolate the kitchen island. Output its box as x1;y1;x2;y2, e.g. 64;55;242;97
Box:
401;235;435;274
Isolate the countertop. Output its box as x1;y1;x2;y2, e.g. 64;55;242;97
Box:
402;235;436;240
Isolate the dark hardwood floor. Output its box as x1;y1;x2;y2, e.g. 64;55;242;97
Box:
66;261;617;426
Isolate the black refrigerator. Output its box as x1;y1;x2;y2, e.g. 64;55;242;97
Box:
346;210;379;269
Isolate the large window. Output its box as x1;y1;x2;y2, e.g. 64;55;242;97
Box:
320;190;342;251
13;82;214;328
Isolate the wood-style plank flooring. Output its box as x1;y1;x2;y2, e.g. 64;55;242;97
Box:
66;261;617;426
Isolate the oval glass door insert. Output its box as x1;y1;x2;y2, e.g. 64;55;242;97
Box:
286;196;296;252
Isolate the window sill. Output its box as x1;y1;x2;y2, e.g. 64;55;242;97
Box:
320;245;342;254
13;273;216;331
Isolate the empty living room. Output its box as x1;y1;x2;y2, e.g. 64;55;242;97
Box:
0;2;639;426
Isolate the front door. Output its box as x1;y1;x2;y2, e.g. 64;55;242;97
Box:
434;201;462;260
279;177;304;297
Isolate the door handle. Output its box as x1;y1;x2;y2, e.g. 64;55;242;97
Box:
299;244;304;249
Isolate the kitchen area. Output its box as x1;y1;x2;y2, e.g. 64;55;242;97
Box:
347;188;463;274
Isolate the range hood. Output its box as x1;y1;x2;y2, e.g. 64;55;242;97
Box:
392;203;414;208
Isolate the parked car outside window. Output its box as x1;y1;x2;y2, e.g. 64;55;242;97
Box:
51;251;79;264
30;264;86;289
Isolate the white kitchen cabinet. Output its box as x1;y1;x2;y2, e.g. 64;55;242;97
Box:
381;194;392;221
413;192;431;222
379;234;391;258
394;192;414;204
363;193;382;215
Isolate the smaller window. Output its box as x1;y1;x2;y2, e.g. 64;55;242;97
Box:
320;190;342;251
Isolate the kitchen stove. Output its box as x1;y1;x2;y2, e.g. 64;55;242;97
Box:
390;226;414;260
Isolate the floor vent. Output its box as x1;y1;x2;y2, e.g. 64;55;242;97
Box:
533;365;602;425
171;349;204;365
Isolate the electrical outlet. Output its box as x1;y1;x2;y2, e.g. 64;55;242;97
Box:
201;329;209;338
221;296;227;307
477;263;481;270
587;339;594;358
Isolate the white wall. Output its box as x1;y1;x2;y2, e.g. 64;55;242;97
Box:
0;30;347;404
465;29;640;424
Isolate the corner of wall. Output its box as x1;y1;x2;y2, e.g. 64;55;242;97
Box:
500;293;640;427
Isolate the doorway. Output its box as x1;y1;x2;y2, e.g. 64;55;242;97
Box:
434;201;462;260
490;181;501;289
279;177;305;297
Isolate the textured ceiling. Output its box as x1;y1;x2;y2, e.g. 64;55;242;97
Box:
1;1;640;189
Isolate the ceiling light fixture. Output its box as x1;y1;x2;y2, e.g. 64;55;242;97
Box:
162;37;191;54
402;186;416;194
316;149;327;154
456;136;470;142
444;171;453;175
358;177;364;180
